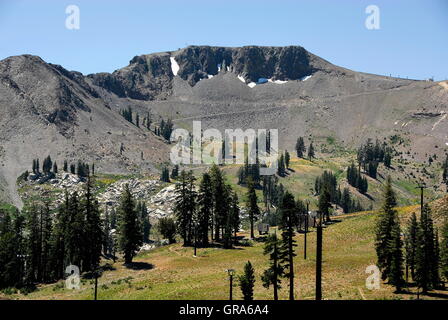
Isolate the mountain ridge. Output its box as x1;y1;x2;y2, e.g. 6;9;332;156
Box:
1;45;447;207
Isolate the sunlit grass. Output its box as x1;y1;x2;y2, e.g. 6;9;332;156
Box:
7;209;445;301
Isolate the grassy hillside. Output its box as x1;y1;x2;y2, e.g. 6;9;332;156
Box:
3;207;446;300
215;154;443;211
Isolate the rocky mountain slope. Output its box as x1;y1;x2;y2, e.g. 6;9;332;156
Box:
1;45;447;207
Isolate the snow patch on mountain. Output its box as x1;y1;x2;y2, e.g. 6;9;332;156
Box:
301;75;312;81
268;79;288;84
170;57;180;76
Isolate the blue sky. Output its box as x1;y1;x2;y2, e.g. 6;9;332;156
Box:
1;0;447;80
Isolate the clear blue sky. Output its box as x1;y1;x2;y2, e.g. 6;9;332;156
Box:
1;0;447;80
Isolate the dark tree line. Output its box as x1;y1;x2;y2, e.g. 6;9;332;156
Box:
238;149;291;184
277;151;291;177
347;162;368;194
404;205;442;292
120;107;153;130
120;107;134;124
295;137;315;160
173;165;240;249
375;177;447;293
0;179;149;290
157;118;174;140
262;175;285;216
375;177;404;292
315;171;364;215
237;157;261;186
29;156;94;179
0;178;102;289
357;139;393;179
120;107;173;140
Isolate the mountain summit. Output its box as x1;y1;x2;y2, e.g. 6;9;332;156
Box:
1;45;447;206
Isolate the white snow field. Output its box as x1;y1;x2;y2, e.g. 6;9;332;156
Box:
170;57;180;76
301;75;312;81
268;78;288;84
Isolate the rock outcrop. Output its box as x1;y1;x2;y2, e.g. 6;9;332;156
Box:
88;45;329;100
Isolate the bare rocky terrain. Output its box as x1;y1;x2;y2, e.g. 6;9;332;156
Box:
1;45;447;207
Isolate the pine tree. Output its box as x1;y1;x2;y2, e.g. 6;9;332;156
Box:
137;202;151;243
82;177;103;271
49;192;69;280
42;155;52;174
39;203;53;283
63;160;68;172
157;217;177;244
295;137;306;158
197;172;213;247
318;185;332;222
284;150;290;169
170;165;179;179
24;204;41;284
52;161;58;174
384;151;392;168
261;233;284;300
415;204;440;291
160;166;171;182
221;184;234;249
65;192;85;271
239;261;256;301
174;170;196;246
210;165;228;241
347;162;368;194
308;143;315;161
117;184;142;264
440;217;448;282
389;218;404;292
102;207;114;257
368;161;379;179
405;212;418;281
341;187;351;214
230;192;240;244
279;191;297;300
442;155;448;189
277;153;286;176
0;210;25;289
374;177;404;292
246;179;260;239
